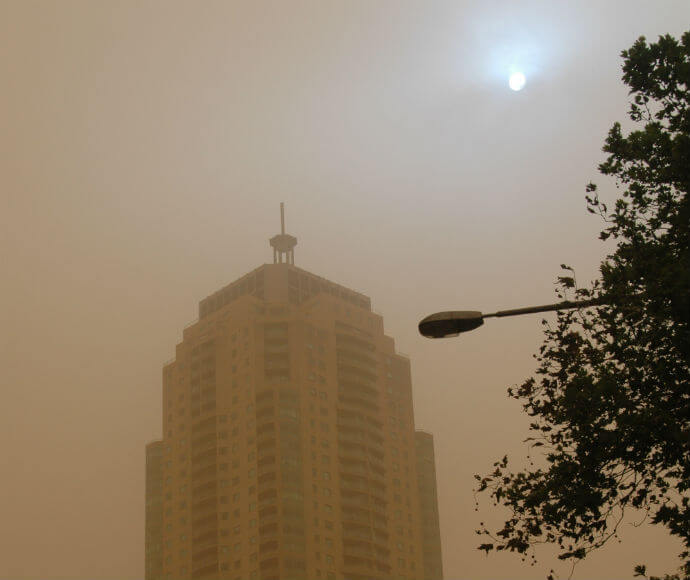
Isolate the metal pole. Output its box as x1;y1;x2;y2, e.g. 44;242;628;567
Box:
483;297;604;319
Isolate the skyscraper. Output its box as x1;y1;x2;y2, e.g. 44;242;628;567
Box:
146;206;443;580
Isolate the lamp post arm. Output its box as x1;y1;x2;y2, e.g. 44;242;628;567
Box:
483;297;605;320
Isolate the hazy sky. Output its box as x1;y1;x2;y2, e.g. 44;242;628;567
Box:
2;2;689;579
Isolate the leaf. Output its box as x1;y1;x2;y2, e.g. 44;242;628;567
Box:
479;543;494;554
557;276;575;288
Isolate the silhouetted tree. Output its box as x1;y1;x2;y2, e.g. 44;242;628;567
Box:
475;32;690;579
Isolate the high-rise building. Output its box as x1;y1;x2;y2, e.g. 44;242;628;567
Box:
414;433;443;580
145;206;443;580
145;441;165;580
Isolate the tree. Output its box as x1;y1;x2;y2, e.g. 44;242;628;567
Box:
475;32;690;579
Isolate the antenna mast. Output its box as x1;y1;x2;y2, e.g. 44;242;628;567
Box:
269;202;297;264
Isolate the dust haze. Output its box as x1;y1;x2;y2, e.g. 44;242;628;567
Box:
2;2;689;579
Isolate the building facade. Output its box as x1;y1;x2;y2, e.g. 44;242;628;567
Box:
414;432;443;580
146;220;443;580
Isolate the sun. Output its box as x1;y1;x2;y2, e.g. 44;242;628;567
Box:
509;71;526;91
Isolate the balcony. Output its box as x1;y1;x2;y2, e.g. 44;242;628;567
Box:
192;480;217;496
259;521;278;535
340;490;369;508
337;364;377;383
343;545;375;558
259;557;279;572
256;406;275;420
257;421;276;435
191;464;217;481
192;545;217;563
341;508;371;525
192;526;219;546
192;496;217;514
340;476;376;494
191;442;218;459
260;539;279;553
264;370;290;382
337;428;384;450
337;355;377;377
191;447;218;465
337;411;381;429
191;513;217;530
257;438;276;454
342;526;373;541
191;558;218;577
337;421;382;441
192;417;217;435
337;377;378;397
338;392;381;414
335;333;375;352
336;344;377;366
191;561;218;579
259;505;279;520
371;514;388;530
191;455;218;471
264;343;289;354
192;432;217;447
259;498;278;511
258;471;277;485
192;529;218;546
339;465;381;483
339;452;369;468
258;464;277;478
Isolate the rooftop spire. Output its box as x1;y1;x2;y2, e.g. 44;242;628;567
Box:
269;202;297;264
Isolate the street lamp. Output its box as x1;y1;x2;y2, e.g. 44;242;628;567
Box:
418;298;604;339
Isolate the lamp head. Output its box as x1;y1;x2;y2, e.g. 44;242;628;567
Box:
418;311;484;338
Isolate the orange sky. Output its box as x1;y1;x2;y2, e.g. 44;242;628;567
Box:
2;2;689;579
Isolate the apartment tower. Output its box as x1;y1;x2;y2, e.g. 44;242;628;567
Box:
145;206;443;580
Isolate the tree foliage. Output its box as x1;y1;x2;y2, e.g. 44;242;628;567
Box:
475;32;690;578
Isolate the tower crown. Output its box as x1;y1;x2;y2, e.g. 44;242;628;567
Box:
269;202;297;264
